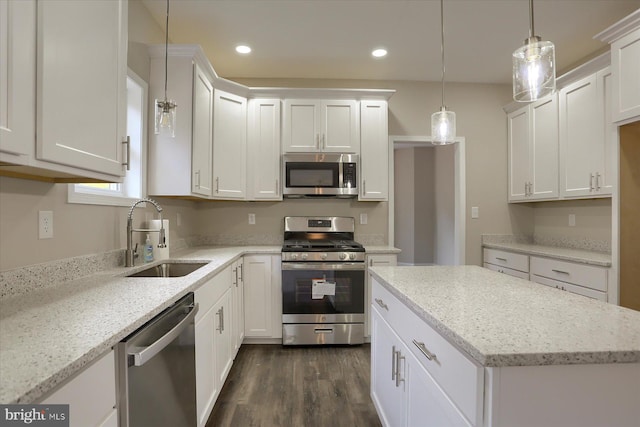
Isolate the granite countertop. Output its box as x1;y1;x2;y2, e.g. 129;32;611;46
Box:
0;246;280;404
370;265;640;367
482;241;611;267
363;245;401;254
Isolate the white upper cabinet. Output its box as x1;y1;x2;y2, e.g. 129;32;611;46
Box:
596;10;640;123
359;100;389;201
191;63;214;197
1;0;128;182
508;94;559;202
0;0;35;157
148;45;214;198
247;98;282;200
36;0;127;176
282;99;359;153
559;67;612;198
213;89;247;199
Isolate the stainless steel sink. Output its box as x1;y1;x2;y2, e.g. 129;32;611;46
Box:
127;262;208;278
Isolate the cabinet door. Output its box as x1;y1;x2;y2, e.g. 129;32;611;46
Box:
0;0;35;157
36;0;127;177
559;74;601;198
610;26;640;123
530;95;559;200
282;99;320;152
405;351;471;427
231;258;245;357
371;308;406;427
191;63;213;197
507;107;530;201
195;305;217;427
360;100;389;200
247;98;282;200
213;289;233;388
321;100;359;152
243;254;274;337
213;90;247;199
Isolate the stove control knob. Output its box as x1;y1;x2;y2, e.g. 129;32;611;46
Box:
349;253;357;260
321;253;328;260
301;253;308;261
339;253;347;260
291;253;298;260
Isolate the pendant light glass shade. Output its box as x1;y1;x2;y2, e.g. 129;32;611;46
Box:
155;0;177;137
431;0;456;145
512;0;556;102
431;107;456;145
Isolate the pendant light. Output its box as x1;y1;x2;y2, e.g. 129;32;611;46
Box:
431;0;456;145
512;0;555;102
155;0;177;137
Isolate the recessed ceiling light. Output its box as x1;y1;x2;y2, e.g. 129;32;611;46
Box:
372;48;387;58
235;45;252;54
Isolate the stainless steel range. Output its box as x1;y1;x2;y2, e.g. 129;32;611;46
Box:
281;216;366;345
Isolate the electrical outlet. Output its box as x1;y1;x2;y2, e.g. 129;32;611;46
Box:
176;212;182;227
39;210;53;239
360;213;368;225
248;213;256;225
569;214;576;227
471;207;479;219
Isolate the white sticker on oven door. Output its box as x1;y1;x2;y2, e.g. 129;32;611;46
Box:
312;279;336;299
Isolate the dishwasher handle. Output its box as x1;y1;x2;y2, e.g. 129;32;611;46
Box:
128;302;199;367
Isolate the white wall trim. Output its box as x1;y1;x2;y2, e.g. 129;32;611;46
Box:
388;135;466;265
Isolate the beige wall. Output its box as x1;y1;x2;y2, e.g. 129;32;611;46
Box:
394;148;416;264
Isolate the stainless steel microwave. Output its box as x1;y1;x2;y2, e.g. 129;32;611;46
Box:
283;153;358;197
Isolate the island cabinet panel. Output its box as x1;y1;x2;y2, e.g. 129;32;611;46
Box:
485;364;640;427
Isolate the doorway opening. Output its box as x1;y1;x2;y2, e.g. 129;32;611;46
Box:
388;136;465;265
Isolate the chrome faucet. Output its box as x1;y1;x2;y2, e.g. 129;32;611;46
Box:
126;198;166;267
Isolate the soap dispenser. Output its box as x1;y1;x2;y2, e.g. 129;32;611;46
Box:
144;234;154;263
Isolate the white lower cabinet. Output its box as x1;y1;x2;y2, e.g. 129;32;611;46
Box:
243;254;282;340
366;254;397;337
41;350;116;427
194;265;233;427
482;248;529;279
371;286;479;427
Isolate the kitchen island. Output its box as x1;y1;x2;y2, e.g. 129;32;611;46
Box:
369;265;640;427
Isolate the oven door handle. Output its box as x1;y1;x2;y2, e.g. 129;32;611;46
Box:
281;262;366;271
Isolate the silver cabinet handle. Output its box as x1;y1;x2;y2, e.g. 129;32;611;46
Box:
413;339;437;361
596;172;601;191
375;298;388;310
369;258;373;267
314;328;334;334
238;263;243;281
215;177;219;193
590;173;595;191
395;350;405;387
217;307;224;333
233;267;238;286
552;269;570;275
195;170;200;188
391;345;397;381
129;303;199;367
496;257;508;262
122;136;131;171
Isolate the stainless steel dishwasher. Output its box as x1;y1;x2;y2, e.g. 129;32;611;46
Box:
117;292;199;427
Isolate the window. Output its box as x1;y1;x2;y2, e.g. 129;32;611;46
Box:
68;69;147;206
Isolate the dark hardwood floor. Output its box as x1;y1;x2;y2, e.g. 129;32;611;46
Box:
205;344;382;427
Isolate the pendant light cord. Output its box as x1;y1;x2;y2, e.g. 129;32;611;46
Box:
164;0;170;100
440;0;445;107
529;0;535;38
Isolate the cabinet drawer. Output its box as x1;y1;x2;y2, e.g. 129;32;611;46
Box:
195;266;232;322
484;263;530;280
530;256;607;292
531;274;607;301
399;305;483;426
371;278;405;328
483;249;529;273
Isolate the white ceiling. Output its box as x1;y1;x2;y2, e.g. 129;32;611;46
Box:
140;0;640;84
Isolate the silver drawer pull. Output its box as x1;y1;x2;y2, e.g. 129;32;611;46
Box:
375;298;388;310
496;257;507;262
412;339;437;361
314;328;333;334
551;269;570;275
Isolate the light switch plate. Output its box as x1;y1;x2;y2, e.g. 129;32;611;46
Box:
569;214;576;227
471;207;479;219
248;213;256;225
